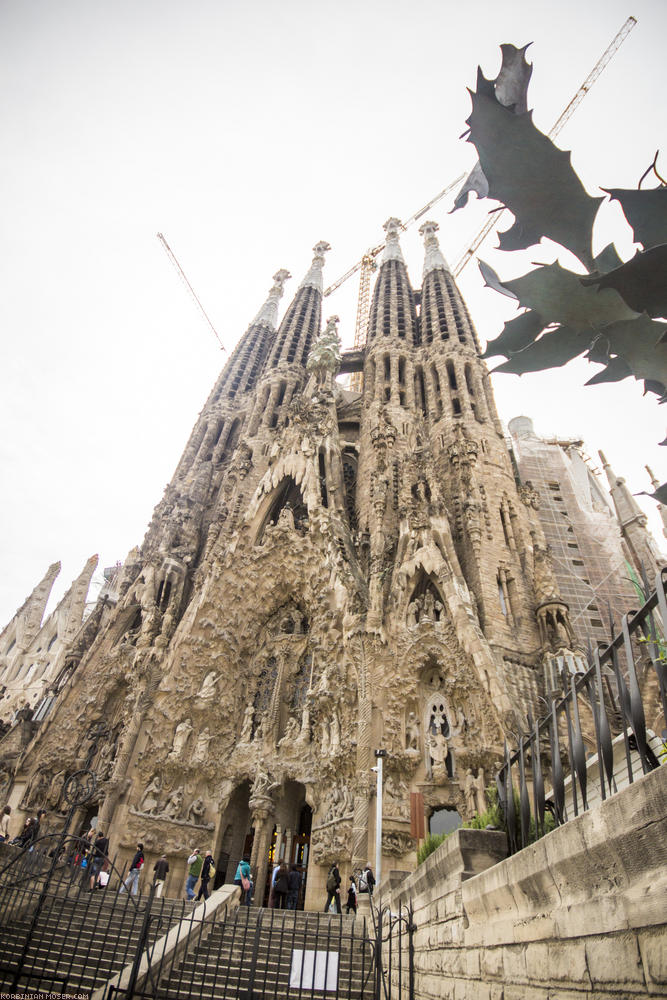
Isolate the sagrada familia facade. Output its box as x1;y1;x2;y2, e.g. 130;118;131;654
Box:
1;219;663;906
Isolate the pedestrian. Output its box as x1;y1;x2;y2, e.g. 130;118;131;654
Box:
364;862;376;896
0;805;11;842
273;862;289;909
185;848;203;901
196;850;215;901
345;875;357;915
234;854;252;906
267;859;280;909
323;860;342;914
89;830;109;891
153;855;169;898
119;842;144;895
287;865;300;910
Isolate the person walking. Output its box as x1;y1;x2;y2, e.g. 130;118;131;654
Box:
89;830;109;891
196;850;215;901
119;843;144;895
0;805;11;842
273;862;289;909
323;861;342;914
363;862;376;896
345;875;357;915
153;855;169;897
234;854;252;905
286;865;301;910
186;848;203;901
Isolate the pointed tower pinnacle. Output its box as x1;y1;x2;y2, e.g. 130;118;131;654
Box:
646;465;667;540
251;269;292;328
419;220;451;275
299;241;331;292
598;451;646;525
381;217;405;263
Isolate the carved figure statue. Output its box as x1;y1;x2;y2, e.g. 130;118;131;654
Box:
422;591;435;620
140;775;162;815
196;671;219;702
464;769;476;816
434;600;444;622
168;719;192;760
278;717;300;746
251;764;278;799
330;709;341;753
474;768;487;816
428;731;449;767
407;601;419;627
186;796;207;824
193;727;212;765
239;704;254;743
405;712;420;751
163;785;184;820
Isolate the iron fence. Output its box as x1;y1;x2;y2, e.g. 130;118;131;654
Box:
497;566;667;854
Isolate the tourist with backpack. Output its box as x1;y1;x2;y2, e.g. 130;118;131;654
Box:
185;848;203;901
196;850;216;901
234;854;252;905
323;861;341;913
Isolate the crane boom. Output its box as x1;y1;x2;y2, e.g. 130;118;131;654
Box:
452;15;637;276
157;232;226;351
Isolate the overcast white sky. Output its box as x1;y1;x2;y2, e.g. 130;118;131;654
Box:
1;0;665;625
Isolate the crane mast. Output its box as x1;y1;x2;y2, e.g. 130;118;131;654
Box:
157;232;226;351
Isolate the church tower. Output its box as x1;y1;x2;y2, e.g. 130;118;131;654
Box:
7;224;579;907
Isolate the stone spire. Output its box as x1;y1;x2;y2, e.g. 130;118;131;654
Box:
646;465;667;540
251;269;291;328
266;242;330;369
599;451;660;573
59;554;99;641
599;451;646;525
381;217;405;264
298;241;331;292
11;561;61;651
419;220;451;276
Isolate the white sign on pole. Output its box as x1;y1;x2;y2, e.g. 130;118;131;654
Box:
289;949;339;991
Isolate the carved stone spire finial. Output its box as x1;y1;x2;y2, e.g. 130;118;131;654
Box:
419;219;451;276
299;241;331;292
381;217;405;263
250;269;291;328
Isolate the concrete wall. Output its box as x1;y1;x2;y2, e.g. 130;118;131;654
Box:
382;764;667;998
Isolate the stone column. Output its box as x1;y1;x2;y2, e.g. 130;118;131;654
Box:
249;796;274;908
351;697;373;870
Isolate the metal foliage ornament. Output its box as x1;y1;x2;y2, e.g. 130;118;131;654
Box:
455;43;667;499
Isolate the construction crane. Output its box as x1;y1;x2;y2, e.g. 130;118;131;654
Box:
324;172;466;360
452;15;637;276
157;232;226;351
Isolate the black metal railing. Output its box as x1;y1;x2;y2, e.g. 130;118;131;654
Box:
370;897;416;1000
497;567;667;855
120;904;376;1000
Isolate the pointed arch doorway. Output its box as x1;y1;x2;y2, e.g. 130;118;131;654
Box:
262;781;312;909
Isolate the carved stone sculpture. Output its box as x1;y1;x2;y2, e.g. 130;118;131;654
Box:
140;775;162;815
196;672;219;703
168;719;192;760
464;768;476;816
186;796;207;824
239;704;254;743
405;712;420;752
474;768;487;816
193;727;212;765
163;785;184;820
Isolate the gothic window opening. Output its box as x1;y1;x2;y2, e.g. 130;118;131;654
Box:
383;354;391;402
452;397;462;416
422;283;433;344
252;656;278;738
290;653;312;713
446;361;457;390
398;357;406;407
434;280;449;340
342;451;358;531
258;476;309;542
396;286;406;338
47;635;58;652
366;359;375;399
426;693;454;778
224;418;242;457
156;579;172;610
431;365;443;419
318;450;328;508
414;366;427;417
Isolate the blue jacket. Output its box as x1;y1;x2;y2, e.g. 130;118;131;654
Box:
235;859;250;881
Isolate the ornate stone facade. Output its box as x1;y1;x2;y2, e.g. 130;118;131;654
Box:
3;222;648;906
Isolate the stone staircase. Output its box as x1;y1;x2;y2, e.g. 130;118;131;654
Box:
0;888;187;995
157;907;376;1000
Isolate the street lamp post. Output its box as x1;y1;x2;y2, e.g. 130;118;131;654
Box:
374;749;387;893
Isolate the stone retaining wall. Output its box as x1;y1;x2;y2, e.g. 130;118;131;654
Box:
382;764;667;998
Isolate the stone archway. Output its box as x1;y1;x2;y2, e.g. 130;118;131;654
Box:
258;780;312;909
214;780;253;886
